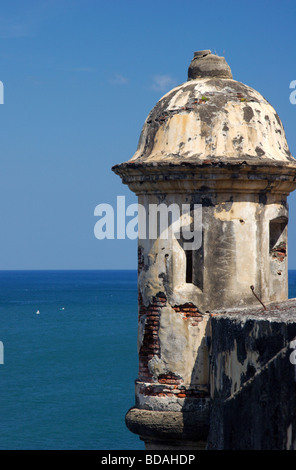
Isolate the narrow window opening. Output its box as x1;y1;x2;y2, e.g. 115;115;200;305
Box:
179;203;204;290
269;217;287;251
269;216;288;261
186;250;193;284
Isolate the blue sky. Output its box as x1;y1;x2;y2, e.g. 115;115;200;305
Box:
0;0;296;270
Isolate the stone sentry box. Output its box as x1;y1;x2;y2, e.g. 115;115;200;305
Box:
112;50;296;449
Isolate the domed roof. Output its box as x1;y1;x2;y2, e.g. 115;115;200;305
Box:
116;51;296;169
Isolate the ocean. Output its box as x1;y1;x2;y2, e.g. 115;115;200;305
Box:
1;269;296;450
0;270;141;450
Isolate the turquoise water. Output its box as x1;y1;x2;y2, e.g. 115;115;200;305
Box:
0;269;296;450
0;270;142;450
288;270;296;298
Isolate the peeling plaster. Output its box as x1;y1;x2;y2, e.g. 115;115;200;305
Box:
130;78;293;166
158;305;209;384
113;52;296;450
148;355;168;378
138;314;147;352
214;338;260;396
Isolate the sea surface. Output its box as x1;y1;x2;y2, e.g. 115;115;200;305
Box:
0;270;141;450
1;269;296;450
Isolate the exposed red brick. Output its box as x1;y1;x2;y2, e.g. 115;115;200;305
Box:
138;292;167;382
172;302;203;324
138;295;204;384
137;381;208;399
271;241;287;262
158;372;184;385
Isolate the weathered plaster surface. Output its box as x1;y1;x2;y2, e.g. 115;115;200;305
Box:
113;51;296;450
129;78;294;166
158;305;209;384
207;300;296;449
137;192;289;313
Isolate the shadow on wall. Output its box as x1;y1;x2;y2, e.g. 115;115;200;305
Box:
205;311;296;450
180;316;211;448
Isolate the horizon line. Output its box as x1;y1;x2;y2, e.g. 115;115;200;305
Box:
0;268;138;272
1;268;296;272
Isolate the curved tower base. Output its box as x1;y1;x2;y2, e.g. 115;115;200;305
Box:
126;405;209;450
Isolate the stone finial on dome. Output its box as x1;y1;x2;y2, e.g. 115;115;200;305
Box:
188;50;233;80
